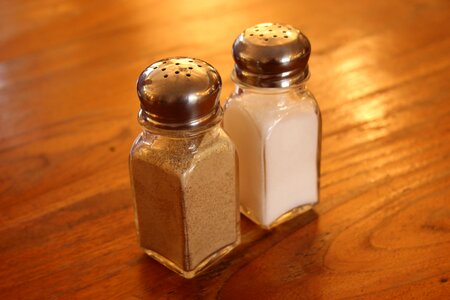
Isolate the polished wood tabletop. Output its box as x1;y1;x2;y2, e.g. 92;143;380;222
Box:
1;0;450;299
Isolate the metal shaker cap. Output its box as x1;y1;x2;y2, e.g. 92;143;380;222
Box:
137;57;222;130
232;22;311;88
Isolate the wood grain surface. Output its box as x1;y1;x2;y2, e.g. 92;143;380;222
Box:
1;0;450;299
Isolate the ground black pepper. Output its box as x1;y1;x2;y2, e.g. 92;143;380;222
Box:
130;127;239;274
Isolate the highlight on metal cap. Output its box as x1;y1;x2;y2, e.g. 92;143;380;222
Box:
137;57;222;130
232;22;311;88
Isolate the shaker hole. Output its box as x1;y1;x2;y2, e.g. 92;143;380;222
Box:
164;74;168;78
273;35;277;37
259;34;263;37
250;33;254;36
284;35;288;38
197;65;202;67
188;67;193;69
153;66;158;69
175;71;180;74
264;38;269;41
269;29;272;31
162;68;166;71
175;63;180;65
186;74;191;77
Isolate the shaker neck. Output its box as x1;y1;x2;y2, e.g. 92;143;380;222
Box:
138;109;223;138
232;78;308;96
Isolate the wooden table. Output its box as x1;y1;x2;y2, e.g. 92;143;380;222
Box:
1;0;450;299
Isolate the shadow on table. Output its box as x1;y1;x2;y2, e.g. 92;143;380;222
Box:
137;209;319;298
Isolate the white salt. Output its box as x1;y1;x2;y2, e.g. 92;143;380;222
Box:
223;89;320;227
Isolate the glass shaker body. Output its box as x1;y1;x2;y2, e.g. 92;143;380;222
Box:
130;123;240;278
129;57;240;278
223;82;321;229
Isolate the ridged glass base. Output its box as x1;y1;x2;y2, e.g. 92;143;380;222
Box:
144;237;240;279
241;203;314;230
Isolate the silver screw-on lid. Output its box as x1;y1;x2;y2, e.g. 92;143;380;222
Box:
137;57;222;130
232;22;311;88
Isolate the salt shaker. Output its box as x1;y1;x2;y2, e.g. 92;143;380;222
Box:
223;23;321;229
129;57;240;278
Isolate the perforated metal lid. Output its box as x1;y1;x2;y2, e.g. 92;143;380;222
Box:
137;57;222;130
232;22;311;88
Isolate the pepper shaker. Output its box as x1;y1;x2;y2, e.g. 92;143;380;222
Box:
223;23;321;229
129;57;240;278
